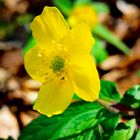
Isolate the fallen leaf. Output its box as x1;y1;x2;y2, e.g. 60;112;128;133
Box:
0;106;19;139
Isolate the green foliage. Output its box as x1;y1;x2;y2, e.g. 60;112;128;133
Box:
100;80;121;102
18;81;140;140
137;70;140;77
19;101;119;140
101;114;119;139
0;21;14;39
96;108;119;139
53;0;109;15
72;94;81;100
23;36;36;54
53;0;73;16
121;85;140;109
92;2;110;14
0;136;14;140
91;37;108;64
109;119;136;140
93;24;131;55
16;14;33;26
74;0;92;6
135;129;140;140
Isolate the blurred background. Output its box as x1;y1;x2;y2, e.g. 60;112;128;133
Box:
0;0;139;139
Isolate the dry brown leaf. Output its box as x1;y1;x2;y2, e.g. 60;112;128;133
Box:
118;39;140;68
0;106;19;139
117;0;139;17
100;55;123;70
0;48;23;74
114;19;128;39
8;89;37;104
102;69;129;81
0;68;10;90
22;90;38;104
20;112;35;126
6;77;20;91
22;79;41;91
4;0;29;13
117;70;140;94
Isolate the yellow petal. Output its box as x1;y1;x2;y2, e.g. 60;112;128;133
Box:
68;5;98;28
33;81;73;117
30;6;70;48
62;23;94;60
24;46;50;83
71;55;100;101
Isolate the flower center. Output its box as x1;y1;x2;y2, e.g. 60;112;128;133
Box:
51;56;65;72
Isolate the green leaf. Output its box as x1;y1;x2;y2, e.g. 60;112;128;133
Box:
101;114;119;139
72;94;81;100
19;101;119;140
0;21;14;39
53;0;73;16
0;136;14;140
137;70;140;77
100;80;121;102
94;108;119;140
91;37;108;64
121;85;140;109
19;101;101;140
74;0;92;6
95;108;119;139
135;129;140;140
109;119;136;140
23;36;36;54
16;14;33;26
93;24;131;55
92;2;110;14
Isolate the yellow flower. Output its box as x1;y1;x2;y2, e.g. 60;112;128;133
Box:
24;6;100;117
68;5;98;28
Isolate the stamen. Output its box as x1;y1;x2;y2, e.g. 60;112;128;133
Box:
51;56;65;72
36;42;69;87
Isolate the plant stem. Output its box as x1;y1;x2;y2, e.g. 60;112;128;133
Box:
97;99;119;113
93;24;131;55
